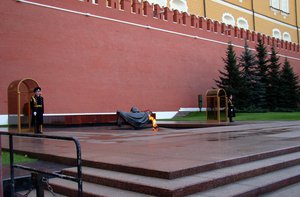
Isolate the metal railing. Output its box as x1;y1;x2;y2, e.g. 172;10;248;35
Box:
0;131;82;197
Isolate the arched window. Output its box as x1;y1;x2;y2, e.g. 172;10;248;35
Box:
237;17;249;29
272;29;281;39
222;13;235;26
146;0;167;7
281;0;289;13
282;32;291;42
270;0;279;9
170;0;188;13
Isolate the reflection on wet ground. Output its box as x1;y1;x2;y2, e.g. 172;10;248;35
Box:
1;121;300;172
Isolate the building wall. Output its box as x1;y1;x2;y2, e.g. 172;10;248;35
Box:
204;0;299;43
0;0;300;124
254;0;296;25
254;16;298;41
205;0;254;29
152;0;299;44
187;0;202;16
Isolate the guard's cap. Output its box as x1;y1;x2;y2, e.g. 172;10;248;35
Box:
33;87;41;92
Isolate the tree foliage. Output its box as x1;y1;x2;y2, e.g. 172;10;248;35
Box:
255;38;268;109
215;41;300;112
267;45;281;111
278;58;300;110
239;40;264;110
215;42;244;108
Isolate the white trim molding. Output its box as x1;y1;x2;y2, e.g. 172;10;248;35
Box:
155;111;177;119
179;108;207;112
213;0;252;14
0;115;8;126
0;111;179;124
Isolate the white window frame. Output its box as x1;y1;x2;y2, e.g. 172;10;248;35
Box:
270;0;280;15
237;17;249;30
280;0;289;17
282;32;291;42
169;0;188;13
222;13;235;27
146;0;167;7
272;29;281;39
270;0;280;9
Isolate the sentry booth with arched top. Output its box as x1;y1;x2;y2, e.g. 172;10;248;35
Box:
7;78;40;132
206;88;228;122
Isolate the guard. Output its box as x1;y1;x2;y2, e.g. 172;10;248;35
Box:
30;87;44;133
228;94;235;122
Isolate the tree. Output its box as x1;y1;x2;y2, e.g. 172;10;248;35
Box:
239;40;263;110
278;58;300;110
215;42;243;108
255;38;268;109
267;45;281;111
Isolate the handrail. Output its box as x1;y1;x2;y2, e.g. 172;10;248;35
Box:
0;132;82;197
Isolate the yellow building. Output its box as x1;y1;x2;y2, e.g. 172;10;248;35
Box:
146;0;300;44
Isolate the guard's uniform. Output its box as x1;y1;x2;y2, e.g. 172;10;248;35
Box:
30;95;44;133
228;98;235;122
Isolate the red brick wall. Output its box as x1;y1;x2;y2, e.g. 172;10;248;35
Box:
1;0;300;115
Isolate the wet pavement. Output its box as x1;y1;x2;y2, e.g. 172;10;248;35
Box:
1;121;300;174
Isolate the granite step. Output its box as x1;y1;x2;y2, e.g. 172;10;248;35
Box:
259;181;300;197
55;151;300;196
82;145;300;179
48;178;154;197
188;165;300;197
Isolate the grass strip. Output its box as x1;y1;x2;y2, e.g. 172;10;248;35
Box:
160;112;300;121
1;151;37;165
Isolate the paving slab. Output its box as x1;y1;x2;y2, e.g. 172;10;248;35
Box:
1;121;300;175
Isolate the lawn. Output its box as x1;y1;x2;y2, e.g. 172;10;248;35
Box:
1;151;37;165
163;111;300;121
234;112;300;121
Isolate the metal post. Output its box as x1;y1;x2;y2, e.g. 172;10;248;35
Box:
32;173;44;197
295;0;299;44
0;132;83;197
9;135;15;197
251;0;255;31
74;138;82;197
203;0;206;18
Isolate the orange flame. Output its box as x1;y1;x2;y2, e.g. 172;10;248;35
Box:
149;114;158;132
